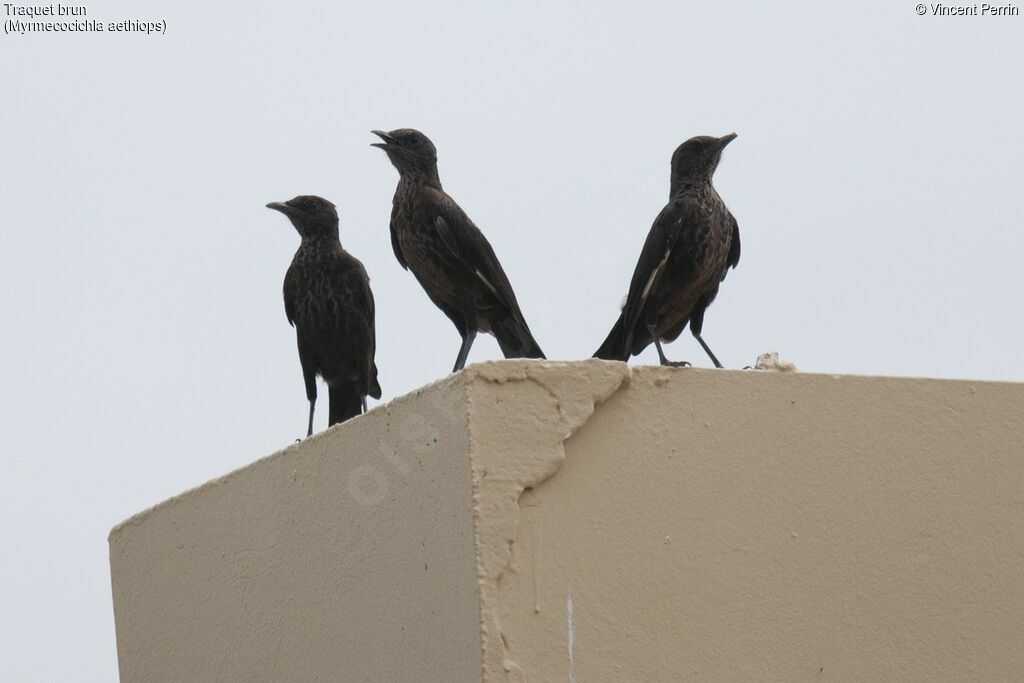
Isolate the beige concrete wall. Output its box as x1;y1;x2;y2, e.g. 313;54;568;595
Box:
110;376;482;681
489;367;1024;681
110;361;1024;681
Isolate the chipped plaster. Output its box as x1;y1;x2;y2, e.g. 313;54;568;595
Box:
463;361;630;679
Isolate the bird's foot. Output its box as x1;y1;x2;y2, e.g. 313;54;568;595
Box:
661;360;692;368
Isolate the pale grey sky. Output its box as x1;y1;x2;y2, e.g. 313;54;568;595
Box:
1;1;1021;679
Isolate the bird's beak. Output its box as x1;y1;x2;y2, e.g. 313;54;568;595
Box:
266;201;292;215
370;130;393;149
715;133;738;151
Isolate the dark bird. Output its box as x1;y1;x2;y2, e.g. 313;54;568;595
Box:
371;128;545;372
594;134;741;367
267;195;381;436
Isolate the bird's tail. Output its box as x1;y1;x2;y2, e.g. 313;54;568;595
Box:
593;313;631;361
367;362;382;400
491;312;546;360
328;384;363;427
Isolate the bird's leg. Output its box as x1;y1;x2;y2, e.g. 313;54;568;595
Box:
306;398;315;438
361;396;368;413
301;363;317;438
453;328;478;372
694;333;724;369
648;323;690;367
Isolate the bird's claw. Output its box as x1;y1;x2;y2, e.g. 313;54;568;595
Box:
661;360;692;368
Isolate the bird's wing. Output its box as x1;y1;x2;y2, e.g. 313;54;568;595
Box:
330;254;382;399
283;262;299;327
425;187;529;324
390;218;409;270
352;265;382;399
618;198;693;347
726;212;741;271
432;215;463;259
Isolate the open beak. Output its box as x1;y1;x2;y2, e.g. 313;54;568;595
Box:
370;130;393;149
715;132;738;151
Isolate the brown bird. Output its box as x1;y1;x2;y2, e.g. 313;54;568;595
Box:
372;128;545;372
594;134;740;367
267;195;381;436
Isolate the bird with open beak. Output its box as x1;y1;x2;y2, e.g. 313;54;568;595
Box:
372;128;545;372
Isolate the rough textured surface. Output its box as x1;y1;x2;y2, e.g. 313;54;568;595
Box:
496;366;1024;681
464;361;629;680
110;361;1024;682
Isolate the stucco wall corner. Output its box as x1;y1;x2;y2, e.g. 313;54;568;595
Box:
462;360;631;681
